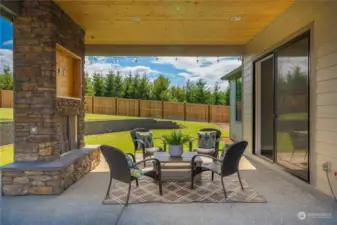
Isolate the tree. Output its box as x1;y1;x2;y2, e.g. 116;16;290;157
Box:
84;73;94;96
114;71;124;97
195;78;207;104
169;86;185;102
92;72;105;96
224;86;230;106
131;73;141;99
152;75;170;100
213;82;221;105
123;73;133;98
138;74;151;100
0;66;13;90
104;71;115;97
185;79;195;103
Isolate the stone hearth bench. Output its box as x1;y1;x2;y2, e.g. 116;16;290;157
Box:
1;145;100;195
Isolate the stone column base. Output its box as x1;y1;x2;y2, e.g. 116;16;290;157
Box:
1;145;100;195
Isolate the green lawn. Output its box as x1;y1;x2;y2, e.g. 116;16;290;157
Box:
0;116;229;166
0;145;14;166
86;120;229;153
0;108;140;121
0;108;13;120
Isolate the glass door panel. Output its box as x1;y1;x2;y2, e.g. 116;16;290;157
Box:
275;35;309;180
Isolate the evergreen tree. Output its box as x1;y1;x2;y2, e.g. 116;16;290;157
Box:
138;74;150;100
152;75;169;100
185;79;195;103
213;82;221;105
114;71;124;97
92;72;105;96
123;73;133;98
84;73;95;96
0;66;13;90
169;86;185;102
131;73;141;99
104;71;115;97
224;86;230;106
195;78;207;104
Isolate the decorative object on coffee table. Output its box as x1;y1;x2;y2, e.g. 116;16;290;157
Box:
162;130;190;157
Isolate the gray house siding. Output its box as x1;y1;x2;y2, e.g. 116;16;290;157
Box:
242;1;337;197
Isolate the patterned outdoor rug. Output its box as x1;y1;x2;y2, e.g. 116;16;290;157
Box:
103;173;266;204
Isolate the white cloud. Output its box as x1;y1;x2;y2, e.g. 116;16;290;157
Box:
84;56;237;90
2;40;13;46
0;48;13;72
153;57;241;86
84;57;160;78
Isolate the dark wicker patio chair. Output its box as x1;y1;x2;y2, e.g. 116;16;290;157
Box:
100;145;163;205
190;140;248;198
189;128;222;158
130;128;166;167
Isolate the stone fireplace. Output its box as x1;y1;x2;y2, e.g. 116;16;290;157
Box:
57;98;81;155
1;0;100;196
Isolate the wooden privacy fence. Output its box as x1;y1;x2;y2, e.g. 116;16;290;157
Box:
0;90;229;123
85;96;229;123
0;90;13;108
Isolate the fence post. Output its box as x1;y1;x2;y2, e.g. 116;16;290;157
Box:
115;98;118;115
138;99;141;117
161;101;164;119
208;104;211;123
0;90;2;108
92;96;95;114
184;103;187;121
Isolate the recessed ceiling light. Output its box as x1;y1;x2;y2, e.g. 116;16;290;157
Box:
231;17;242;22
131;17;141;22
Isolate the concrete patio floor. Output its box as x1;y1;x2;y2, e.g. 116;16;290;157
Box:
1;155;336;225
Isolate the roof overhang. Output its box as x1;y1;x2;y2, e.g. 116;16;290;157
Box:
221;66;242;80
85;44;244;56
55;0;295;46
0;0;21;21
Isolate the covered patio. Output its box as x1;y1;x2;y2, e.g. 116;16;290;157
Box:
1;0;337;224
2;155;336;225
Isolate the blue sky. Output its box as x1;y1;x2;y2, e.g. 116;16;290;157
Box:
1;17;241;89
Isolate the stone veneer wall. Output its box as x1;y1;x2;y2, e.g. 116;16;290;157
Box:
14;0;85;162
0;121;13;146
2;147;100;195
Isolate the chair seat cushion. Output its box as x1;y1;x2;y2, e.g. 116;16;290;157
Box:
195;147;215;154
202;162;222;174
145;147;162;154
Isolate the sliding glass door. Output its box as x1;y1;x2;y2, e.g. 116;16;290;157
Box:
275;34;310;180
255;32;310;181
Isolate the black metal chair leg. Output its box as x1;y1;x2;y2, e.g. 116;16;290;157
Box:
105;176;113;199
237;171;244;191
125;182;132;206
135;178;139;187
158;175;163;196
211;172;214;181
221;177;227;198
191;170;195;189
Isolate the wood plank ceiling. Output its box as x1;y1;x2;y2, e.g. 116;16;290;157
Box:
54;0;294;45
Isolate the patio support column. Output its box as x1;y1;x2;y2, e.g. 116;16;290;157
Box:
13;0;85;162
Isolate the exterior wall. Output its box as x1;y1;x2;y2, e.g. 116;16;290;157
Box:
242;1;337;197
229;79;243;141
0;121;13;146
13;0;85;162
